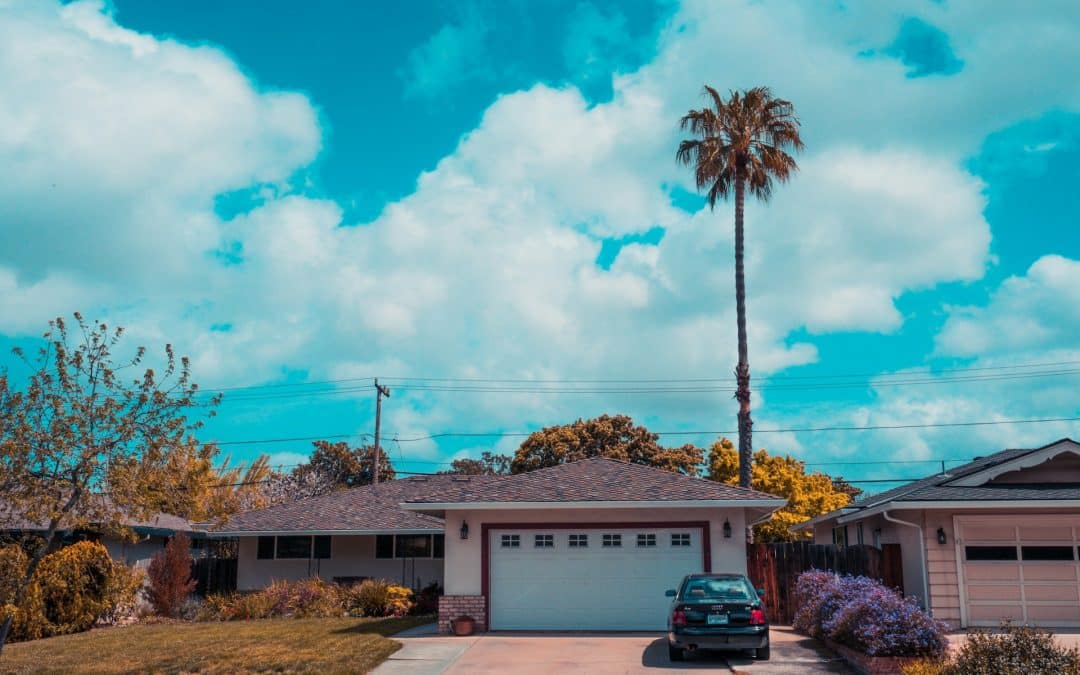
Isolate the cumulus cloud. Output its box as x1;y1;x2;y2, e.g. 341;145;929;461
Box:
0;0;1076;467
399;7;492;99
936;255;1080;357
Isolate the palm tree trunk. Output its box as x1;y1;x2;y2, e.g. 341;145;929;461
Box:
733;175;753;490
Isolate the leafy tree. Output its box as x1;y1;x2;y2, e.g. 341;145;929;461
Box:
707;438;851;542
830;476;864;502
146;532;196;618
511;414;703;475
440;452;512;476
0;314;216;653
303;440;395;489
677;86;804;488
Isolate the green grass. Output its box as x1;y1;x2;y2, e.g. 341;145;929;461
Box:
0;615;432;674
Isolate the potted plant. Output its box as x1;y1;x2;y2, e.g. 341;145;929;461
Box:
450;615;476;636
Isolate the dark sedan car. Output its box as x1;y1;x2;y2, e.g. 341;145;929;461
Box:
665;573;770;661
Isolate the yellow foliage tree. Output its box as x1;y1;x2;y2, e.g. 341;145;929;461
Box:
707;438;852;542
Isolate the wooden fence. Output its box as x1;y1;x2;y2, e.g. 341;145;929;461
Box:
191;558;238;596
746;542;903;624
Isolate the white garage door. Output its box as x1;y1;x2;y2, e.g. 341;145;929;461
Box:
959;516;1080;627
489;527;705;631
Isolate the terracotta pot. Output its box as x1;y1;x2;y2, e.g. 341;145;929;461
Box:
450;616;476;636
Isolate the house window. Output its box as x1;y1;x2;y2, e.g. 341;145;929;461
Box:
534;534;554;548
602;534;622;548
832;526;849;547
256;536;275;560
433;534;445;559
637;533;656;547
856;523;864;546
1021;546;1075;561
397;534;434;557
500;534;521;548
671;533;691;547
568;534;588;548
873;528;882;549
313;536;332;560
276;535;312;559
375;535;395;559
965;545;1018;561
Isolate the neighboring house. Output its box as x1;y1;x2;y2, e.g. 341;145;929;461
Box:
1;509;198;568
212;474;457;592
213;457;785;633
400;457;785;633
795;438;1080;629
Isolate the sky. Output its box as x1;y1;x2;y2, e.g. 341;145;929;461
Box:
0;0;1077;490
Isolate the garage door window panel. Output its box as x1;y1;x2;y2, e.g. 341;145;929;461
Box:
500;534;520;548
534;534;554;548
602;534;621;548
1021;546;1076;561
636;533;656;547
965;545;1018;561
671;533;691;547
569;534;588;548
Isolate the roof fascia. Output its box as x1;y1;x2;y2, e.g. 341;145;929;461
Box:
946;440;1080;487
837;499;1080;524
208;527;444;537
400;499;788;511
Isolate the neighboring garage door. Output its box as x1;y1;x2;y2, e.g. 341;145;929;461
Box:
959;516;1080;627
489;526;705;630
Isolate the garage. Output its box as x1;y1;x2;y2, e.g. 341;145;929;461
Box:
488;526;705;630
959;515;1080;627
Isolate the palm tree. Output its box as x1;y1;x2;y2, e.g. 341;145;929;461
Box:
676;86;803;489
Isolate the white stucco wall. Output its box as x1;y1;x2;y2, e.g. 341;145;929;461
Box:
236;535;444;591
441;507;749;596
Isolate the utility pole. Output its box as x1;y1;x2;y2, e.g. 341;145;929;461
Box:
373;378;391;484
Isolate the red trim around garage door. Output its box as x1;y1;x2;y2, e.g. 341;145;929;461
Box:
480;520;712;631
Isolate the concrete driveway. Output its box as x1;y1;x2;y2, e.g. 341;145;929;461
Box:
376;625;851;674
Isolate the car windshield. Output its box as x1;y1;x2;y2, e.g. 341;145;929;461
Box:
680;577;755;601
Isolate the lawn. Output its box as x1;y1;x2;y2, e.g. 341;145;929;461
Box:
0;615;432;674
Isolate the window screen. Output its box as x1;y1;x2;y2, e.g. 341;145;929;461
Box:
313;536;332;559
375;535;394;559
965;545;1018;561
256;536;275;560
276;535;312;559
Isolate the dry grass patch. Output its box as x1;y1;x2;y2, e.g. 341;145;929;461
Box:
0;615;431;674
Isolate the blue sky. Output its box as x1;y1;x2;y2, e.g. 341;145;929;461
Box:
0;0;1077;489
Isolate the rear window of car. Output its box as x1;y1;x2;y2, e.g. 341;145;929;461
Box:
680;577;755;601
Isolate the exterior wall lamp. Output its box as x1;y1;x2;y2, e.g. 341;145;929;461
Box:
460;521;469;540
936;527;947;545
723;519;732;539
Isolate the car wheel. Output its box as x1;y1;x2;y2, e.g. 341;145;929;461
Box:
755;644;771;661
667;642;684;662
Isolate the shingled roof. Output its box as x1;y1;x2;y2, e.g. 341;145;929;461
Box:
402;457;784;505
212;475;457;535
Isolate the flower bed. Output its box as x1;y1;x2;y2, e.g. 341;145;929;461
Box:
793;570;947;673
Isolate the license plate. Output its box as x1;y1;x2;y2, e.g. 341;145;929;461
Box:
707;614;729;625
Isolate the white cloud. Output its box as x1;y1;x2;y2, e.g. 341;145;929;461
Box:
937;255;1080;357
0;0;1076;469
399;8;492;99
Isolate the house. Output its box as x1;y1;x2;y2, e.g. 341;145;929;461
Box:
214;457;785;633
212;474;456;591
1;507;198;568
795;438;1080;629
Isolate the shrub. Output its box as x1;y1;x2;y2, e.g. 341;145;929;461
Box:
950;621;1080;675
793;570;948;658
146;532;197;617
413;581;442;615
97;560;145;626
342;579;415;618
0;541;140;641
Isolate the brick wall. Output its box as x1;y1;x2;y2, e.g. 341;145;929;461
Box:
438;595;487;634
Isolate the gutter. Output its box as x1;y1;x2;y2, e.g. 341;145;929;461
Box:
882;510;930;611
837;498;1080;524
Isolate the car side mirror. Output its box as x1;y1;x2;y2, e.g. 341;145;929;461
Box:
756;587;766;598
665;589;677;597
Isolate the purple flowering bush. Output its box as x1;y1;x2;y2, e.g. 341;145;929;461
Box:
794;570;948;657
